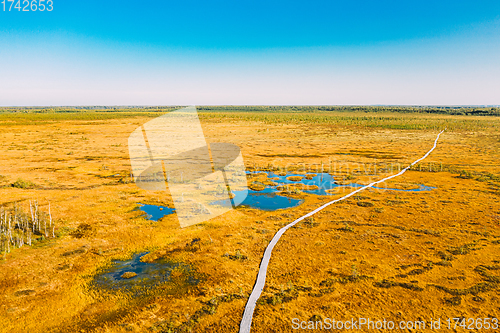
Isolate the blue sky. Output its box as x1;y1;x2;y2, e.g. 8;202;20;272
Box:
0;0;499;105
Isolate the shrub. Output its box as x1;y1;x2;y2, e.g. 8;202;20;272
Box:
70;223;96;239
11;178;36;189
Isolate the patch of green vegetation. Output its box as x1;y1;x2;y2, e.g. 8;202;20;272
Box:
70;223;96;239
443;296;462;305
429;265;499;297
397;264;434;278
258;284;321;306
373;279;424;291
338;222;354;232
13;289;36;297
2;106;499;132
453;170;500;191
308;287;336;297
0;110;177;126
385;199;409;206
437;251;455;261
458;170;474;179
11;178;36;189
447;276;466;281
431;282;496;296
222;250;247;260
199;107;500;131
302;217;319;228
474;265;500;283
56;226;74;237
258;288;298;306
61;248;87;257
320;272;373;286
435;260;453;267
196;105;500;117
447;243;477;256
248;182;266;191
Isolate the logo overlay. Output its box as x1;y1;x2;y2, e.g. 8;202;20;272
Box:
128;106;248;228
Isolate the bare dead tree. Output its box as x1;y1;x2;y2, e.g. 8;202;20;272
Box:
1;200;57;257
30;200;35;232
48;202;52;228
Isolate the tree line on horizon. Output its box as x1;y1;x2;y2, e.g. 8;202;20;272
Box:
197;105;500;116
0;105;498;116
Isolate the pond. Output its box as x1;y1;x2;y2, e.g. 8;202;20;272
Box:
91;252;199;294
211;187;304;211
138;203;175;221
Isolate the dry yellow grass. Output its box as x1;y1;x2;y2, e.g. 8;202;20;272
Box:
0;111;499;332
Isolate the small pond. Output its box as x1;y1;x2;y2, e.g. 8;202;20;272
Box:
211;187;304;211
91;252;199;294
138;203;175;221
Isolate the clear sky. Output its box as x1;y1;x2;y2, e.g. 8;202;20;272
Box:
1;0;499;106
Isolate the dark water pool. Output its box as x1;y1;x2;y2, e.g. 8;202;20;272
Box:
92;252;199;293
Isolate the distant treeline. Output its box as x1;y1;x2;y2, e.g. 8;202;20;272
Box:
1;105;499;116
197;105;500;116
0;106;181;114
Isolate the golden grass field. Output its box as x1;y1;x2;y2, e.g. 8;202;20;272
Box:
0;109;499;332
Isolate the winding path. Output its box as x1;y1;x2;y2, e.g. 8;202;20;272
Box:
239;130;445;333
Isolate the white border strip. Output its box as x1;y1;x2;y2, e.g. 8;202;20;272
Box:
239;130;445;333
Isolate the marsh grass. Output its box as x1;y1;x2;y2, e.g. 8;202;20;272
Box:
320;271;373;287
338;222;354;232
200;111;500;132
70;223;96;239
1;106;499;132
373;280;424;292
0;111;170;126
223;250;248;260
0;107;498;332
4;106;495;132
10;178;37;189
